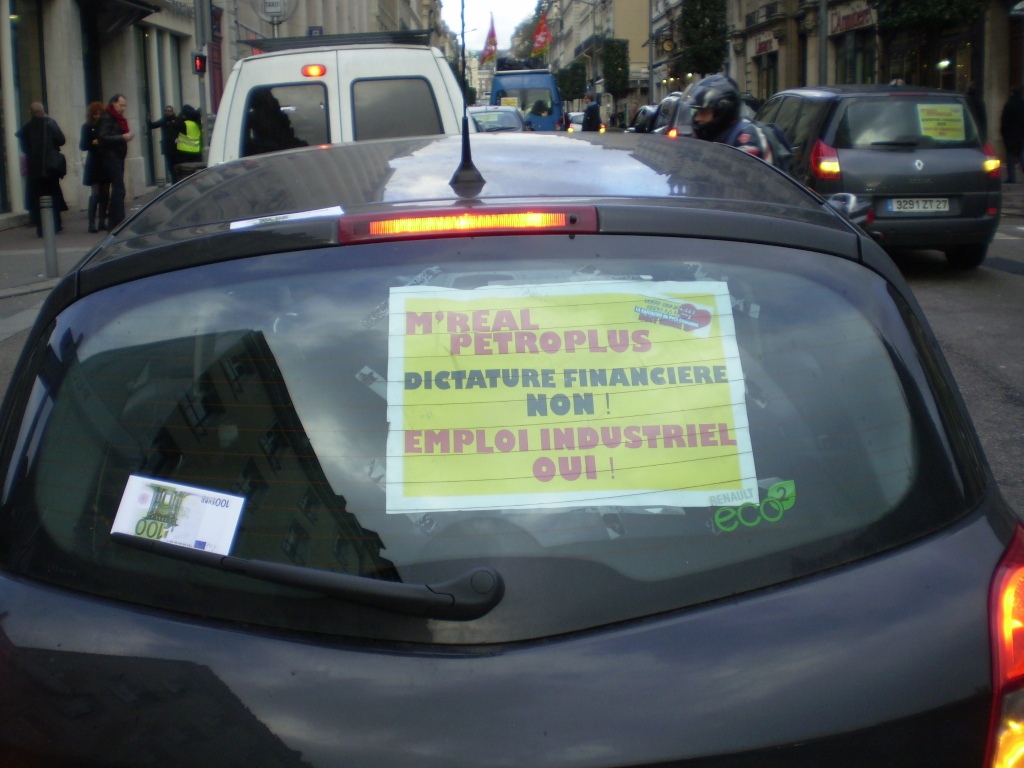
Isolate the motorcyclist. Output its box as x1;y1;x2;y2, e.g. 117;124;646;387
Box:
689;74;772;163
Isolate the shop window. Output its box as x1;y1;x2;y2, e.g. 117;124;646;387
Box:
757;52;778;101
836;30;875;85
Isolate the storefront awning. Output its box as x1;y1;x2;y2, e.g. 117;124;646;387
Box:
75;0;160;35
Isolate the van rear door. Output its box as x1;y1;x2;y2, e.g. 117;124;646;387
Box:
210;50;339;165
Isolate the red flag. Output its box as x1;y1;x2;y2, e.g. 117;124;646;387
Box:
480;15;498;66
531;11;551;57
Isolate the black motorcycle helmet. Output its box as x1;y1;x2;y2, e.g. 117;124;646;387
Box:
689;74;741;140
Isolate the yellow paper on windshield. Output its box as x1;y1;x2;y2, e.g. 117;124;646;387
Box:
500;97;518;108
385;281;756;513
918;104;966;141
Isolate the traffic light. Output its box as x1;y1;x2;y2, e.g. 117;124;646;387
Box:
192;52;207;75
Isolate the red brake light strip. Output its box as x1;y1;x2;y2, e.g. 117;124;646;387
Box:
338;206;599;244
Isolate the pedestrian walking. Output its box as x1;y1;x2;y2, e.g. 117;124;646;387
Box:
1000;86;1024;184
581;93;601;132
80;101;111;233
147;104;180;185
16;102;68;237
96;94;134;229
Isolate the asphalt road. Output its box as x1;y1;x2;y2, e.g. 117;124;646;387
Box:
0;222;1020;512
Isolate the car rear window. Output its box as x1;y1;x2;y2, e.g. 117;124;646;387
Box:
0;236;975;643
833;97;981;149
242;84;327;158
352;77;443;140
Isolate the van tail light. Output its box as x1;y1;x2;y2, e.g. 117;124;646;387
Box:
987;527;1024;768
667;127;678;139
983;143;1002;179
338;206;599;244
811;139;841;181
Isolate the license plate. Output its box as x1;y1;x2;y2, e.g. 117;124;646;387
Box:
887;197;950;213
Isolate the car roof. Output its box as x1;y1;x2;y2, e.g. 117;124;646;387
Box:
771;84;967;100
60;132;884;302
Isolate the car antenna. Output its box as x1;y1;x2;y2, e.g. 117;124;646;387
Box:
449;0;485;198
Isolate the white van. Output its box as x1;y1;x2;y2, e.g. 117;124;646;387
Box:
207;33;468;166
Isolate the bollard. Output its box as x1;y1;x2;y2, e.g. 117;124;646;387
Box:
39;195;59;279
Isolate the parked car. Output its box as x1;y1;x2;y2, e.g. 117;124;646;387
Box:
756;84;1002;268
468;105;530;132
565;111;604;133
0;130;1020;767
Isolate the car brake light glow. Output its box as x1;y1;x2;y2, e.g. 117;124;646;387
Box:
986;527;1024;768
983;143;1002;178
811;139;841;181
667;128;678;139
302;64;327;77
338;206;599;244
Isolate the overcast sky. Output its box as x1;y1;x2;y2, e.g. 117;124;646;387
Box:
441;0;539;52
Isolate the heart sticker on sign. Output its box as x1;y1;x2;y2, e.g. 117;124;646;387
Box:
677;303;712;332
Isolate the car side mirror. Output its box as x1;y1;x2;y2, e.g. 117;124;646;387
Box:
826;192;871;228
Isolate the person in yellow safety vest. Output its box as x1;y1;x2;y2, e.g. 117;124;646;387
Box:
175;104;202;167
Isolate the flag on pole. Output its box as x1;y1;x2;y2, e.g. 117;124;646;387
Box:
480;14;498;67
531;11;552;57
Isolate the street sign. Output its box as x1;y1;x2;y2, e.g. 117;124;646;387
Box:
309;26;323;36
263;0;284;15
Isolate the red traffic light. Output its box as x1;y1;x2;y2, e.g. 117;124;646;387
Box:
192;52;207;75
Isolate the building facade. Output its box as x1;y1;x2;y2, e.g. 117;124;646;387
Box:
0;0;445;226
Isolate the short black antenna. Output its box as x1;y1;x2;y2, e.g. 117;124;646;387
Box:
449;0;485;198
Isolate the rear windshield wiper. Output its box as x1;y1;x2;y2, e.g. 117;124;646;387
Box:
112;532;504;621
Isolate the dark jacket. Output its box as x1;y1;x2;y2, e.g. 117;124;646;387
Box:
1001;90;1024;154
582;101;601;131
147;113;180;155
79;121;108;186
96;108;129;159
16;115;65;180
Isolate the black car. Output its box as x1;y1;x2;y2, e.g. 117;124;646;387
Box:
0;130;1020;767
756;84;1003;268
626;103;659;133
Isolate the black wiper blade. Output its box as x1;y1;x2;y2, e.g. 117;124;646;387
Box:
870;139;920;147
111;532;503;621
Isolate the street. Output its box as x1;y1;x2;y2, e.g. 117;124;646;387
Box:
0;219;1021;511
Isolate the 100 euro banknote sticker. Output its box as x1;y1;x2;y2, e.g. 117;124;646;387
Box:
111;475;247;555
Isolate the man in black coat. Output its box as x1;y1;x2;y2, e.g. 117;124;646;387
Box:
1001;87;1024;184
147;105;180;184
582;93;602;132
16;102;68;237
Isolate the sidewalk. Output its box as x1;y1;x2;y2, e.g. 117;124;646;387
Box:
0;189;162;300
0;182;1021;300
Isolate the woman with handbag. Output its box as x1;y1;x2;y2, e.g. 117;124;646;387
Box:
16;102;68;237
80;101;110;232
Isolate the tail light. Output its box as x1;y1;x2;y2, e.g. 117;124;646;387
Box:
667;127;678;139
811;139;841;181
987;527;1024;768
983;143;1002;179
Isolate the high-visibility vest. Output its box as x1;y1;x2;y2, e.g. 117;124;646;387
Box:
176;120;201;155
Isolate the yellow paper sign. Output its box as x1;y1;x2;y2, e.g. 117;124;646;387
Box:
385;281;756;513
918;104;965;141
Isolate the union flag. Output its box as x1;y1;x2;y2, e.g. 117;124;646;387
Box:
531;11;551;57
480;15;498;66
